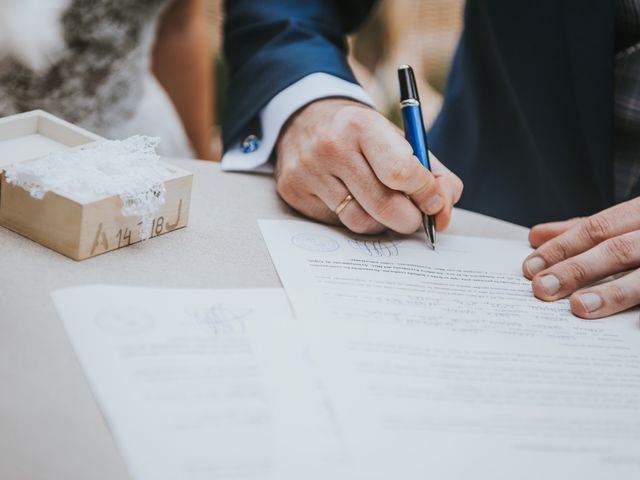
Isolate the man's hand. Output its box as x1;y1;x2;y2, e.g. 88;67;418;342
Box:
275;98;463;235
522;198;640;319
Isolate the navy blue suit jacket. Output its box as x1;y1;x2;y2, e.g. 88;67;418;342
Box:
223;0;616;227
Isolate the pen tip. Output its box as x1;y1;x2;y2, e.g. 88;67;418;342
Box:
423;214;436;250
424;231;436;250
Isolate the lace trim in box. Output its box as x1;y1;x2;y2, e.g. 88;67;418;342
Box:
5;135;169;240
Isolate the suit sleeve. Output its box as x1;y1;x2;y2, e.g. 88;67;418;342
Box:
222;0;376;149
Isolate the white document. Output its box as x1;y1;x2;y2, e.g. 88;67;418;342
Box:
259;219;640;480
52;286;349;480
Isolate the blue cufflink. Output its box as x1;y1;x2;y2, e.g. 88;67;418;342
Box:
242;135;260;154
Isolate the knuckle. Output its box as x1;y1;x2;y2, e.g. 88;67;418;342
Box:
384;160;418;189
275;180;293;201
543;239;570;264
345;109;368;131
564;261;589;284
582;215;612;244
316;135;343;158
605;237;636;266
275;167;300;200
608;284;628;307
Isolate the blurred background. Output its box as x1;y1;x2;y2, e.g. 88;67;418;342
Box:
0;0;463;162
205;0;464;159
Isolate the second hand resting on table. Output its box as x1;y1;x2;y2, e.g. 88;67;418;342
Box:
274;97;637;320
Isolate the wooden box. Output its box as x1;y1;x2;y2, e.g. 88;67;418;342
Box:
0;110;192;260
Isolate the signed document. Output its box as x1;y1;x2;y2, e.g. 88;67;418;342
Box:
260;219;640;479
52;286;348;480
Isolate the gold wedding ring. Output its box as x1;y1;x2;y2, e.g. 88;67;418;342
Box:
334;193;354;215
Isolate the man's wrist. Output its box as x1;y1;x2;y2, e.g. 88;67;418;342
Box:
222;73;373;173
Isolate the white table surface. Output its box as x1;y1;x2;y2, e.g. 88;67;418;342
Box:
0;158;529;480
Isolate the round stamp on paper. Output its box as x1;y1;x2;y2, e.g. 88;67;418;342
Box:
94;307;154;335
291;233;339;252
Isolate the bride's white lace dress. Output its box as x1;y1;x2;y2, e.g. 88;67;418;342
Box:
0;0;194;158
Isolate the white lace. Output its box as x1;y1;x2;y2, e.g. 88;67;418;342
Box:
5;136;170;240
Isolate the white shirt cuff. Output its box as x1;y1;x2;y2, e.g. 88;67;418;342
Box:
221;72;373;173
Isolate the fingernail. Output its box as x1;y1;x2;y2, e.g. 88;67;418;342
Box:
425;195;443;213
539;274;560;295
525;256;546;275
578;293;602;313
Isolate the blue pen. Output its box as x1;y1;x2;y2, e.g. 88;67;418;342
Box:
398;64;436;250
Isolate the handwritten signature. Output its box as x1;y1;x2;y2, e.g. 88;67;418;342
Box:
348;239;400;257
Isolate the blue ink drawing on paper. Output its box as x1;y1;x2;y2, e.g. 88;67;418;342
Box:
348;239;400;257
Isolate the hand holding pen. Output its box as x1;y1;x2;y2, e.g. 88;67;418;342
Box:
274;78;463;236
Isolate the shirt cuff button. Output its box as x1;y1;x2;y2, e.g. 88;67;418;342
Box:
242;135;260;154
